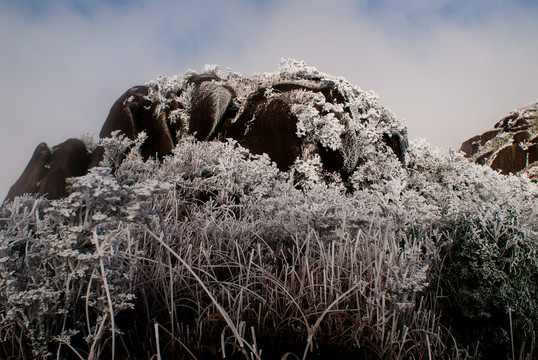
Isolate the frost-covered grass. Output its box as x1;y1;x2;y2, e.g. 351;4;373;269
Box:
1;133;536;359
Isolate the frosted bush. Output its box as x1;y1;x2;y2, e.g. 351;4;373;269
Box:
278;58;320;80
3;129;533;359
406;139;538;358
145;72;195;104
144;72;197;135
0;134;172;359
406;139;537;224
292;103;345;151
202;63;225;78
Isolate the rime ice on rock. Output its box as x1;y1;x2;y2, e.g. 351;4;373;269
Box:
139;58;408;189
461;100;538;182
4;58;409;202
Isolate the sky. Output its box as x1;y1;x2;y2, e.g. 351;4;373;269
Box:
1;0;538;200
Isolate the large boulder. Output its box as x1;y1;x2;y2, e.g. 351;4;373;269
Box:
99;73;235;159
5;143;51;200
460;101;538;182
36;138;92;199
4;59;408;202
6;139;94;201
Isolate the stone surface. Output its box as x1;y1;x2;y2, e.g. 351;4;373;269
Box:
6;143;51;200
224;95;302;171
100;85;175;159
460;101;538;182
6;139;91;201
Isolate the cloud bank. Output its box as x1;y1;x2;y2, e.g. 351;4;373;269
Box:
1;0;537;200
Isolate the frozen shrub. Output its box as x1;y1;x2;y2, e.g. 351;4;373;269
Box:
435;208;538;358
406;139;537;223
407;139;538;359
0;135;170;359
2;128;536;360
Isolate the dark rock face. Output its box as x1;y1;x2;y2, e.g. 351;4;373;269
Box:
188;75;234;141
100;85;175;159
489;144;528;175
99;75;236;158
460;101;538;182
37;139;91;199
6;139;91;201
219;81;364;175
224;95;302;171
4;61;409;202
6;143;51;200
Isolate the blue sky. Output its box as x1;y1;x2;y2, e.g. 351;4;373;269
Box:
1;0;538;200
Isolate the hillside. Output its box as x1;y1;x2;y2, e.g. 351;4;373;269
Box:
1;60;537;360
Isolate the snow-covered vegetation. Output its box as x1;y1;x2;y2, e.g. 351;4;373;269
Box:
0;61;537;359
1;134;536;359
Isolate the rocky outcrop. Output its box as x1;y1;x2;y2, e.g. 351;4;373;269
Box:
5;139;97;200
460;101;538;182
99;85;175;159
4;60;408;202
35;139;93;200
6;143;52;200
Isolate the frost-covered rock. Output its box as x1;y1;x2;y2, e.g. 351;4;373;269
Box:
5;59;408;201
460;100;538;182
102;58;408;181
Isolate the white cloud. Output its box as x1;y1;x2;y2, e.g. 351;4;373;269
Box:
1;0;537;200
